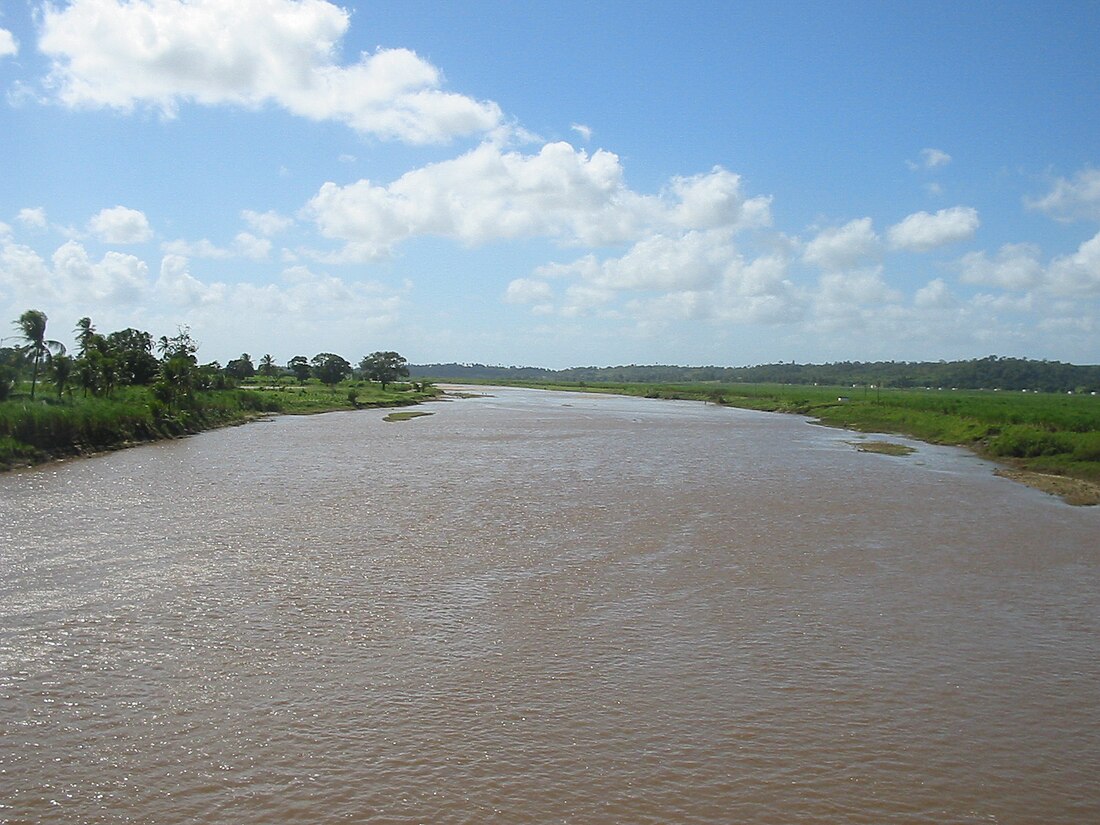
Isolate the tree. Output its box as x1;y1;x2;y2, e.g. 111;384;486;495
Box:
106;327;159;385
225;353;256;380
51;354;74;400
258;353;277;379
74;317;96;357
14;310;66;400
0;347;21;401
288;355;312;384
152;327;201;408
311;352;352;386
359;351;409;391
159;327;199;361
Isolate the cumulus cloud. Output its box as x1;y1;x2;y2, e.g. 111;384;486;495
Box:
887;206;979;251
304;142;771;260
0;28;17;58
53;241;150;301
148;256;406;355
914;278;955;309
504;277;553;305
958;233;1100;296
802;218;879;270
0;243;52;294
162;232;272;260
1;239;149;303
39;0;503;143
907;148;951;170
1026;167;1100;222
242;209;293;236
88;206;153;243
520;239;803;329
17;208;48;229
959;243;1044;291
532;230;739;298
155;254;226;306
1047;231;1100;294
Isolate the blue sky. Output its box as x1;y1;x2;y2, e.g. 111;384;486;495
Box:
2;0;1099;368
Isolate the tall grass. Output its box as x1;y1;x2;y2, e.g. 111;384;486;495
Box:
0;388;280;469
0;383;437;471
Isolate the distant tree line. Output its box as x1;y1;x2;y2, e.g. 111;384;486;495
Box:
410;356;1100;394
2;309;410;404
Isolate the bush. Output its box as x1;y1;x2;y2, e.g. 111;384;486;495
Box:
986;426;1075;458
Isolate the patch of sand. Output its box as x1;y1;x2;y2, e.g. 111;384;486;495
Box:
994;468;1100;506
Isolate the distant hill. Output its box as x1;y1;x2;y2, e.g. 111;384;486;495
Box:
410;356;1100;394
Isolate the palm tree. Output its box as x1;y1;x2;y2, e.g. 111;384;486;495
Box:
51;354;74;400
14;309;66;400
74;317;96;357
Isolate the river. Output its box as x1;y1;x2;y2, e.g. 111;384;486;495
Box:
1;387;1097;824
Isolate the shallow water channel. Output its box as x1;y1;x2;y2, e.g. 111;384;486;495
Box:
2;386;1098;824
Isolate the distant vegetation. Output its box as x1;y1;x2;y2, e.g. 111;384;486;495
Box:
411;357;1100;394
1;309;427;470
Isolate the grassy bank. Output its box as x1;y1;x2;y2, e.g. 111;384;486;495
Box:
0;380;438;471
450;379;1100;502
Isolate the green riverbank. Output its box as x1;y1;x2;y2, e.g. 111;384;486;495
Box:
450;379;1100;505
0;381;439;472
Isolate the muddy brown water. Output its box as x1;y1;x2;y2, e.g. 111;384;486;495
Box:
2;387;1098;824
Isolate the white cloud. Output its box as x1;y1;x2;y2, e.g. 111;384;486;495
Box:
39;0;503;143
149;257;405;356
958;233;1100;296
0;239;149;304
304;142;771;259
959;243;1044;291
815;268;900;314
0;243;52;294
562;283;617;317
914;278;955;309
163;233;272;260
52;241;150;301
523;243;803;329
530;230;738;297
887;206;979;251
1046;231;1100;294
907;147;951;170
242;209;293;236
571;123;592;142
155;255;227;306
590;230;737;292
17;208;48;229
802;218;879;270
1026;168;1100;222
504;277;553;305
88;206;153;243
0;28;17;58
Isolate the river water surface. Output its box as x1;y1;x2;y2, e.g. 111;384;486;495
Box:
2;387;1098;824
